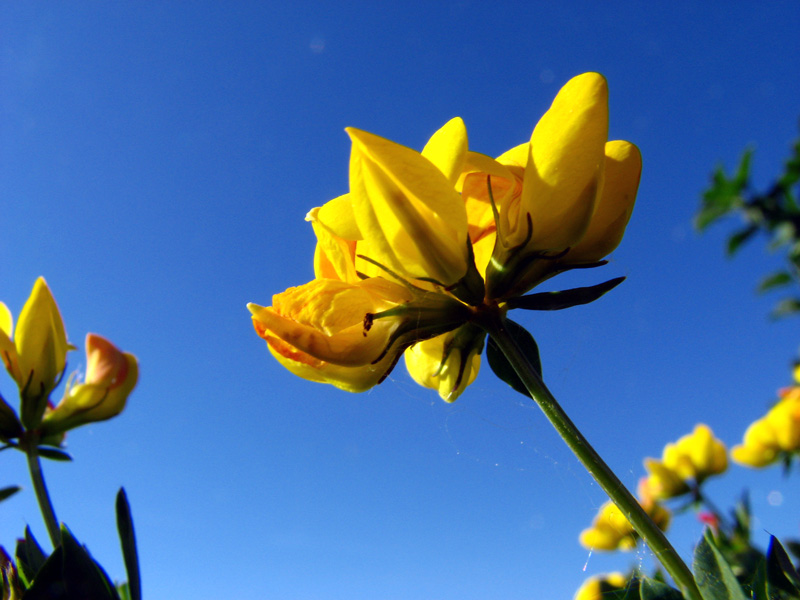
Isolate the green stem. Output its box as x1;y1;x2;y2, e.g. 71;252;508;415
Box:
24;437;61;548
483;313;701;600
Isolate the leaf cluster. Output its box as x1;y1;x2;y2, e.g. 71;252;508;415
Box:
696;125;800;318
0;489;140;600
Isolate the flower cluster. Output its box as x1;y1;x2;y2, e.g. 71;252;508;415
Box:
732;369;800;468
248;73;641;401
643;424;728;499
0;278;137;442
579;479;671;552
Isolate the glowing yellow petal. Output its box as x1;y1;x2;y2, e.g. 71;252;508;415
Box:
566;140;642;263
347;127;469;285
0;302;21;383
404;327;482;402
519;72;609;251
421;117;468;186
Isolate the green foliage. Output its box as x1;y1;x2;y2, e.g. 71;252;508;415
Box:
0;486;21;503
639;577;685;600
486;319;542;397
696;126;800;318
693;529;749;600
115;489;141;600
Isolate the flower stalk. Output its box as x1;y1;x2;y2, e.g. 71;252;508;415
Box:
479;310;702;600
22;434;60;548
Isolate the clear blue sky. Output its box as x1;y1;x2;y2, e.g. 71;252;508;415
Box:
2;2;799;598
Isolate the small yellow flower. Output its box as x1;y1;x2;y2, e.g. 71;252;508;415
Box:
574;573;628;600
404;324;484;403
579;491;670;552
0;278;70;429
39;334;138;436
643;424;728;499
731;391;800;468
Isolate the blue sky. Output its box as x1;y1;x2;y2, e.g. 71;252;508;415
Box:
2;2;799;598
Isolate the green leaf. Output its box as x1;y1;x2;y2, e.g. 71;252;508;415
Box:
15;527;48;589
639;577;684;600
725;225;758;256
770;298;800;319
693;529;748;600
766;536;800;598
116;488;141;600
486;319;541;397
750;559;769;600
36;447;73;462
0;394;23;439
0;485;21;502
758;271;794;293
505;277;625;311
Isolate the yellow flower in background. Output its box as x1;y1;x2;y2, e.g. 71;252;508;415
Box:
0;278;70;429
643;424;727;499
579;485;670;552
574;573;628;600
731;388;800;468
39;334;138;436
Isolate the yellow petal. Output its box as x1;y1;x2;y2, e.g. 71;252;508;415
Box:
308;203;360;283
421;117;468;186
0;302;21;383
347;127;469;285
519;72;609;251
308;194;363;242
566;140;642;263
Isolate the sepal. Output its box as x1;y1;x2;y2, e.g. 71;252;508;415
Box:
505;277;624;311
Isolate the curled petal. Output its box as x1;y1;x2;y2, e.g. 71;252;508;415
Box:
421;117;468;186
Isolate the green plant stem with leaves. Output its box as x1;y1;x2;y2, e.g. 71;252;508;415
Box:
479;310;703;600
21;433;61;548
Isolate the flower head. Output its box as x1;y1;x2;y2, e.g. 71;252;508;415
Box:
643;424;727;499
39;334;138;436
249;73;640;399
0;278;70;429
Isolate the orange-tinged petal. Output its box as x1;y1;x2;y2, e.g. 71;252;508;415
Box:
39;334;138;436
566;140;642;263
347;127;469;285
519;72;608;251
249;278;413;367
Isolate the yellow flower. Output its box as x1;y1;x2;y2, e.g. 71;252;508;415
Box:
248;277;472;393
0;278;70;429
404;324;484;403
39;334;138;436
574;573;628;600
346;120;471;287
731;391;800;468
579;487;670;552
643;424;728;499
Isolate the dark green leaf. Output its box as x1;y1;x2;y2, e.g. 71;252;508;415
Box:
116;488;141;600
758;271;794;293
767;536;800;598
771;298;800;319
0;485;21;502
0;395;23;439
639;577;684;600
36;447;72;462
117;582;132;600
750;559;769;600
486;319;541;397
726;226;758;256
693;529;748;600
505;277;625;311
15;526;48;588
